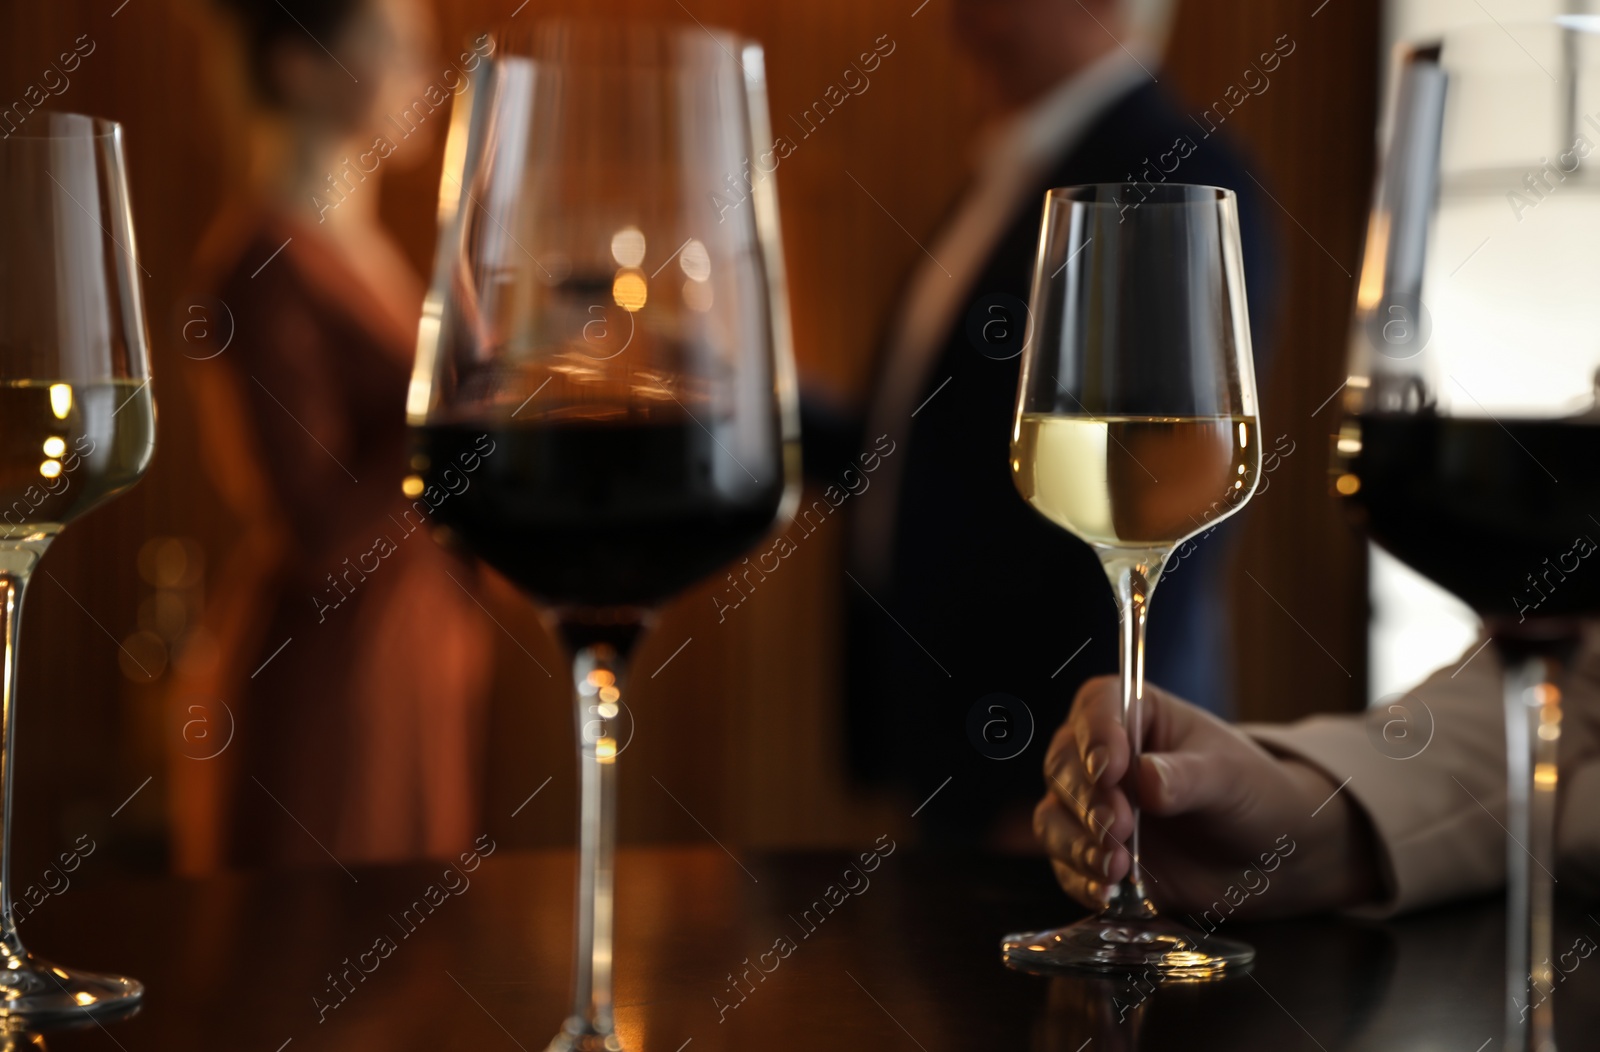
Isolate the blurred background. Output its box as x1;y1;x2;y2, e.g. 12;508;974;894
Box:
0;0;1405;879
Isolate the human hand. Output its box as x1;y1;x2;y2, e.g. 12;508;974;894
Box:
1035;675;1381;919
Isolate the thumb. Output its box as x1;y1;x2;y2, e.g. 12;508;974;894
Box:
1136;752;1247;817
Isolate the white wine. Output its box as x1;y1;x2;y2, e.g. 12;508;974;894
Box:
1012;413;1259;549
0;379;155;541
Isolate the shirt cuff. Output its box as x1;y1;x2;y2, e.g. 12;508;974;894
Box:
1244;715;1506;918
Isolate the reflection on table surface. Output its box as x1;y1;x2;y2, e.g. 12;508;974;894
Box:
13;848;1598;1050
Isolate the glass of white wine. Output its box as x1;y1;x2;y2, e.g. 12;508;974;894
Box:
1003;183;1261;978
0;113;154;1020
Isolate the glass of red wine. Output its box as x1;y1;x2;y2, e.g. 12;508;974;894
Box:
407;21;797;1052
1339;19;1600;1052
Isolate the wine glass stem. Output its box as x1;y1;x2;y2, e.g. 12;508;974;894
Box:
1503;654;1561;1052
0;549;43;968
1102;554;1163;921
557;643;625;1050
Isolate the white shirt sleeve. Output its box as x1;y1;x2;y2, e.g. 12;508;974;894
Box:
1242;629;1600;916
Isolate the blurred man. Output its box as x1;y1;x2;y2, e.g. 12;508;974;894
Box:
812;0;1278;844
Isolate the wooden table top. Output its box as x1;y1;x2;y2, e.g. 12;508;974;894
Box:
16;845;1600;1051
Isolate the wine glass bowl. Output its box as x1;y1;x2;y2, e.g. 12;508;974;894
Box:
1003;183;1262;978
410;21;793;621
408;21;795;1051
0;113;152;1021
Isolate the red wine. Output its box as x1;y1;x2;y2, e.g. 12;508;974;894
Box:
1343;414;1600;626
415;419;783;609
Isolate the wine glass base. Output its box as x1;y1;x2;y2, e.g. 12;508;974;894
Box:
1002;915;1253;979
545;1017;622;1052
0;957;142;1025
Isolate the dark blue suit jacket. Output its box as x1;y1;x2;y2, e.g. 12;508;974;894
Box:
806;80;1278;842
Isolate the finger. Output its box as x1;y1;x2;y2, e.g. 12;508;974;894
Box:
1034;794;1079;861
1043;717;1113;828
1037;795;1133;892
1071;827;1131;888
1042;751;1090;825
1066;676;1129;786
1036;796;1114;881
1042;718;1079;782
1100;840;1131;885
1043;751;1123;834
1044;768;1134;854
1050;858;1110;911
1135;751;1249;818
1072;827;1132;885
1067;678;1218;789
1082;775;1135;851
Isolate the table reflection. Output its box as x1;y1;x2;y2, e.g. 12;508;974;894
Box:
0;1035;45;1052
0;997;140;1049
14;852;1600;1050
1019;898;1600;1052
1031;975;1144;1052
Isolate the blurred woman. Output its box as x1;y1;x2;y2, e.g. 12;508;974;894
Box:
175;0;492;871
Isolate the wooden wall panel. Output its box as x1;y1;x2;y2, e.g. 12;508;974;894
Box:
1162;0;1380;721
0;0;1378;875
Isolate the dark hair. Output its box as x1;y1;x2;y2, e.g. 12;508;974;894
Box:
214;0;367;105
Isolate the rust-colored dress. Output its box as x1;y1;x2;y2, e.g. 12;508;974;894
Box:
172;204;491;873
